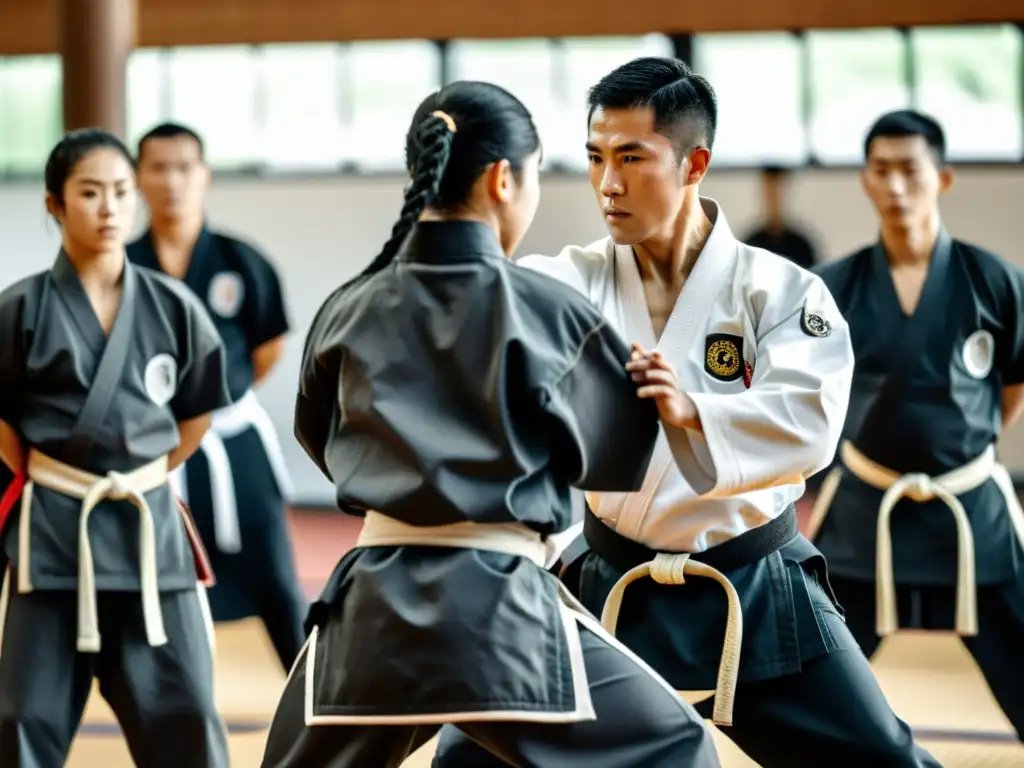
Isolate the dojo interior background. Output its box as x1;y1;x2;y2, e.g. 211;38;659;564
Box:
3;19;1024;766
1;30;1022;507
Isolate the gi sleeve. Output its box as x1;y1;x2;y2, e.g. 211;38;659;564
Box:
541;315;661;492
240;244;291;350
667;276;854;498
0;290;26;428
293;294;343;480
994;261;1024;385
170;294;232;422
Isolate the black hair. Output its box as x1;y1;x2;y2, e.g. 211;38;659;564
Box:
342;80;541;291
137;122;206;162
586;56;717;160
44;128;136;207
762;164;790;179
863;110;946;164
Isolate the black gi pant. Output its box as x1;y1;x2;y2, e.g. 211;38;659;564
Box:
259;618;721;768
831;574;1024;742
0;586;229;768
183;428;307;671
434;538;942;768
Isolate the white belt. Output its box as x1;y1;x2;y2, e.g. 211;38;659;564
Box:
817;440;1024;638
302;512;608;727
169;389;293;553
18;450;169;652
357;511;563;569
598;544;743;727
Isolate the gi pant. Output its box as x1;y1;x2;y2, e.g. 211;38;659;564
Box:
182;427;307;671
0;584;230;768
434;538;941;768
831;573;1024;742
260;618;721;768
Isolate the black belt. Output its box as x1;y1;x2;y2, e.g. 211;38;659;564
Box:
583;504;799;574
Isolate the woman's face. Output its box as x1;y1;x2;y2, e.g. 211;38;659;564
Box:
496;149;542;257
52;147;137;255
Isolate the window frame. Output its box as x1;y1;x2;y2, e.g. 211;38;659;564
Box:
0;25;1020;181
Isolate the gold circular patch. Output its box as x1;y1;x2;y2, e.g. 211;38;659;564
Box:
706;339;740;378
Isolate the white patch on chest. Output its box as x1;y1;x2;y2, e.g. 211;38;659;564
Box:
961;329;995;379
208;271;245;318
144;353;179;406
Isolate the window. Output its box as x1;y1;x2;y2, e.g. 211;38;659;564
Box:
0;55;63;176
127;48;168;150
910;24;1023;161
556;35;674;170
166;46;260;169
344;41;442;171
260;44;344;171
807;28;910;164
447;39;559;168
693;32;806;166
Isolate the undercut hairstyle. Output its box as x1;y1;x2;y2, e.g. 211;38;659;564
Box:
136;122;206;162
45;128;135;207
863;110;947;165
586;56;718;161
341;80;540;291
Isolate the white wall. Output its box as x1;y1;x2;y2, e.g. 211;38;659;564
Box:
2;168;1022;504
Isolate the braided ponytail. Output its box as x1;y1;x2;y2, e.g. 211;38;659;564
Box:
341;113;455;291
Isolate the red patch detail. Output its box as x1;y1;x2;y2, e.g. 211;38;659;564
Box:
743;361;753;389
176;497;217;587
0;470;26;532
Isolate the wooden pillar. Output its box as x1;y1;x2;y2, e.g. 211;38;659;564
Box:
58;0;137;138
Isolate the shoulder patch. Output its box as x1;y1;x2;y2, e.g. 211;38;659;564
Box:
962;329;995;379
800;307;832;338
208;271;246;318
705;333;744;382
144;353;178;406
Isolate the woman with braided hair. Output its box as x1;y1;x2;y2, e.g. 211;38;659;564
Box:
259;81;721;767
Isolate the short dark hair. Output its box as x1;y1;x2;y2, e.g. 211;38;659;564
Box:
137;122;205;162
586;56;717;159
863;110;946;164
45;128;135;207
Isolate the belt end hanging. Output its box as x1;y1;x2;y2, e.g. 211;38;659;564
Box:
77;633;101;654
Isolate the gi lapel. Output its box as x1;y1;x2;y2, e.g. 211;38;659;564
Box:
51;252;139;467
608;201;738;538
854;231;953;448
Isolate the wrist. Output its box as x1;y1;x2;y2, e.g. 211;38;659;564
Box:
672;391;701;431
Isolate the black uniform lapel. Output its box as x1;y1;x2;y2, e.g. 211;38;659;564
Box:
54;253;139;466
854;231;954;450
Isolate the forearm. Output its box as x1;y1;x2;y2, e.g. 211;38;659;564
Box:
0;420;25;473
169;414;211;470
667;389;842;497
1002;383;1024;430
251;336;285;387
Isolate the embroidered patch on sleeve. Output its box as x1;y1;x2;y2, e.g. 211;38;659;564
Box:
800;308;832;338
704;333;744;382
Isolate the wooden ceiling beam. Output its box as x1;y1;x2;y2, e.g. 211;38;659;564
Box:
0;0;1014;56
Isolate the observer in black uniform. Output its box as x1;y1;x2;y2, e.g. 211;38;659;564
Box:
259;81;721;768
812;110;1024;741
0;129;231;767
127;123;307;671
742;165;818;270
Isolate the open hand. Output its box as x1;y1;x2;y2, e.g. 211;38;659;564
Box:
626;343;699;429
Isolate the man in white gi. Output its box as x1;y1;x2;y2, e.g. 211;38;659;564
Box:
433;57;940;766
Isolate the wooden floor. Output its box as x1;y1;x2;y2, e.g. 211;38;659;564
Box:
65;508;1024;767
